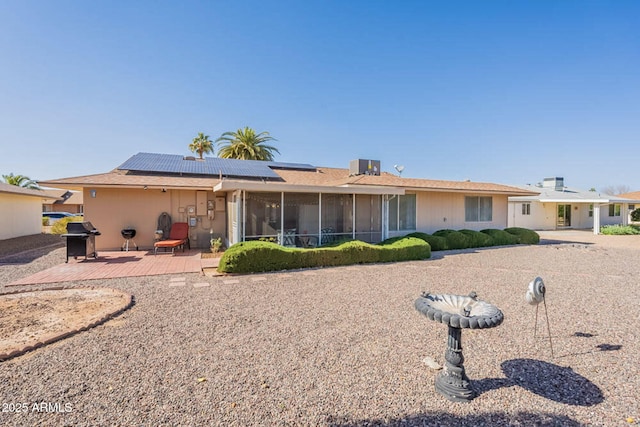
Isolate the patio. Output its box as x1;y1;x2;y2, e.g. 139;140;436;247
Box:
6;249;220;287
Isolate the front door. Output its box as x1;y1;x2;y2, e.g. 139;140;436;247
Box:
557;204;571;228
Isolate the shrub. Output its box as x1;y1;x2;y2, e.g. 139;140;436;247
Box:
600;225;640;235
217;237;430;274
433;229;470;250
480;229;519;246
42;217;50;226
50;216;85;235
406;232;448;251
504;227;540;244
631;208;640;222
217;241;296;273
459;229;493;248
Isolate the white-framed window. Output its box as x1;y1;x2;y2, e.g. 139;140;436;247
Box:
389;194;416;231
521;203;531;215
465;196;492;222
609;204;621;217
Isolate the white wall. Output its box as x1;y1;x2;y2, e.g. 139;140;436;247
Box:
0;193;42;240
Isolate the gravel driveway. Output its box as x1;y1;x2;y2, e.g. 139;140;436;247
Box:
0;232;638;426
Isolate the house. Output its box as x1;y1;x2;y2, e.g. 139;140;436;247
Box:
39;152;536;251
0;182;58;240
618;191;640;223
41;188;84;214
507;177;640;234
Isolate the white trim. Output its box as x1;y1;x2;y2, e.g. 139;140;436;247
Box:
214;180;404;195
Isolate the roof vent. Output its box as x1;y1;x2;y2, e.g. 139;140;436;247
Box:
349;159;380;176
183;156;196;161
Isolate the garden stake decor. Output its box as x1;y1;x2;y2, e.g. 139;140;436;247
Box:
415;291;504;402
525;276;554;358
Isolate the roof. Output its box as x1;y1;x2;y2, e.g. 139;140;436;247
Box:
509;185;640;204
41;188;84;205
0;182;57;199
618;191;640;200
39;152;538;196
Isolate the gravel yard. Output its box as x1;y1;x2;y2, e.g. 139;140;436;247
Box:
0;232;639;426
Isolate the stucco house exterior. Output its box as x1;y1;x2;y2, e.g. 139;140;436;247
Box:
0;182;57;240
618;191;640;224
508;177;640;234
41;188;84;214
39;152;536;251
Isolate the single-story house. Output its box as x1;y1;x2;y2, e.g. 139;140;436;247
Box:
0;182;58;240
41;188;84;214
39;152;536;251
508;177;640;234
618;191;640;223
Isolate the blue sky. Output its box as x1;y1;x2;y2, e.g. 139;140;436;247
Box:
1;1;638;191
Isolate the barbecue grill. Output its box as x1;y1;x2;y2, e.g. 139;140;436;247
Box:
62;221;101;263
121;228;138;251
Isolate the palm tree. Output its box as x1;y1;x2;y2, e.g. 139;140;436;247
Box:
216;127;279;161
2;173;40;189
189;132;214;159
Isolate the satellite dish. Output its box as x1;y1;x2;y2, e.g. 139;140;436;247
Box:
525;277;545;305
394;164;404;176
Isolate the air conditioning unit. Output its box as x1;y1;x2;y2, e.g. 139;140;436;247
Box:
349;159;381;176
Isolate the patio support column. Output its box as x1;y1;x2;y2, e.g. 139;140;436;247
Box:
318;193;322;243
593;203;601;235
352;194;356;240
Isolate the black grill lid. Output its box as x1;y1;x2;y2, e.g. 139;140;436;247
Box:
66;221;100;235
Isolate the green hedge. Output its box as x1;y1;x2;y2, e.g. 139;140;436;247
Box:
406;232;448;251
504;227;540;244
218;237;431;274
217;227;539;274
600;225;640;235
458;229;493;248
480;229;519;246
433;229;471;250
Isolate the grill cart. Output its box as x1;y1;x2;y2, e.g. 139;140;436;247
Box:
61;221;101;263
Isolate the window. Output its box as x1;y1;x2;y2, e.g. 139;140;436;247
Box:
465;196;492;222
521;203;531;215
589;204;593;218
389;194;417;231
609;204;621;217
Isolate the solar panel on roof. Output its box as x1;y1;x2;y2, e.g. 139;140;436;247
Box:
117;152;315;179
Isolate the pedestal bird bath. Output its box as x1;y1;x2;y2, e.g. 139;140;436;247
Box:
415;291;504;402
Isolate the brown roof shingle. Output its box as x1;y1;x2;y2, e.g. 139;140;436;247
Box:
39;159;537;196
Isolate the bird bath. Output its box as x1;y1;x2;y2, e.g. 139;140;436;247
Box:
415;291;504;402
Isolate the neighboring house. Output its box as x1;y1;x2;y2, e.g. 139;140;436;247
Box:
41;188;84;214
39;152;536;251
508;177;640;234
618;191;640;223
0;182;58;240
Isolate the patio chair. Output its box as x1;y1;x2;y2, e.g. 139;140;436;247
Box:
154;222;190;255
283;228;296;247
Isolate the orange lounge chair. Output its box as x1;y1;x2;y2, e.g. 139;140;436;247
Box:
154;222;190;254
